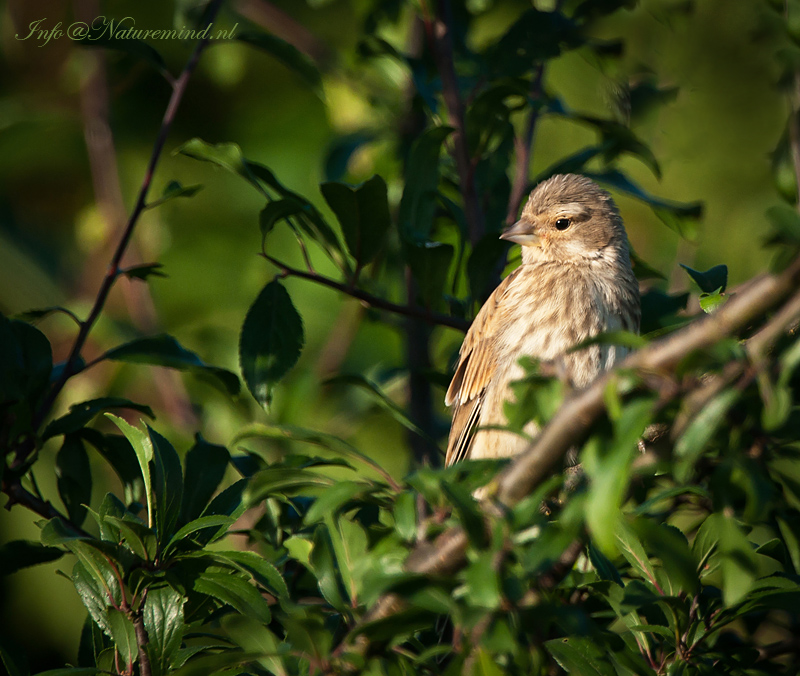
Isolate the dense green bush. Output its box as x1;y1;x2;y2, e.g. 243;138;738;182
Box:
2;1;800;674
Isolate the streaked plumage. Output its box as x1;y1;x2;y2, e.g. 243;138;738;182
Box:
445;174;640;466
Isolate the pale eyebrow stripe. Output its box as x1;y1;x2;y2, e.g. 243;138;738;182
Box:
550;203;590;219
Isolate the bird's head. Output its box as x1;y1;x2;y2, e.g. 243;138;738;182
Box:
501;174;629;265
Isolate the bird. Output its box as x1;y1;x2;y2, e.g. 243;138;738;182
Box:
444;173;640;466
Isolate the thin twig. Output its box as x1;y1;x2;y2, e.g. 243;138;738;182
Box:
261;253;470;332
34;0;225;431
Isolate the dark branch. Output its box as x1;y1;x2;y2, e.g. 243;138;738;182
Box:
261;253;470;332
1;480;91;539
34;0;226;431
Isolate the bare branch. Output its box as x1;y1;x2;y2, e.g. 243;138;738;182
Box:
34;0;226;430
1;480;91;539
262;253;470;332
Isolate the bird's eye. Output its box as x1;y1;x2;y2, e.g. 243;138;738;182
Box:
555;218;571;231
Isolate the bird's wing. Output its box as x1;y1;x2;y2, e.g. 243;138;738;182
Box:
444;268;522;466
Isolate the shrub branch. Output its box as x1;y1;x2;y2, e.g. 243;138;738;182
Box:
334;254;800;660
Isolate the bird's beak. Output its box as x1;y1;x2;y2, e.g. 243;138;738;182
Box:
500;219;541;247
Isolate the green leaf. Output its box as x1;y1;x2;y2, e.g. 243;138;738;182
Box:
236;31;322;91
397;126;453;242
304;481;373;524
679;263;728;293
105;414;154;529
72;560;111;636
180;435;230;524
233;422;392;484
577;115;662;178
148;427;183;545
146;181;203;209
144;584;185;676
699;290;728;314
320;175;391;265
588;542;623;586
692;512;722;578
630;248;666;281
259;198;305;242
175;139;266;195
40;517;88;546
246;161;346;262
165;515;236;553
674;388;740;481
103;516;156;560
0;317;53;404
197;550;290;599
718;517;759;606
105;334;240;395
310;524;350;613
56;434;92;526
404;240;455;307
195;479;247;546
220;615;288;676
83;431;145;506
0;540;63;576
442;482;487;548
584;399;655;553
465;551;502;609
632;520;698;595
615;520;658;587
194;571;272;624
245;467;334;504
490;9;578;76
393;491;417;542
172;651;261;676
107;608;138;668
44;397;155;440
640;289;689;335
239;280;304;408
545;636;616;676
121;263;168;281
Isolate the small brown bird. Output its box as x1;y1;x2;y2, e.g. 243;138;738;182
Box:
445;174;640;466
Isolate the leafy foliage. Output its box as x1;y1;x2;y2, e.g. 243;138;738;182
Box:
2;1;800;676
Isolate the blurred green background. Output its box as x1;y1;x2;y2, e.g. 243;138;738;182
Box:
0;0;789;669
